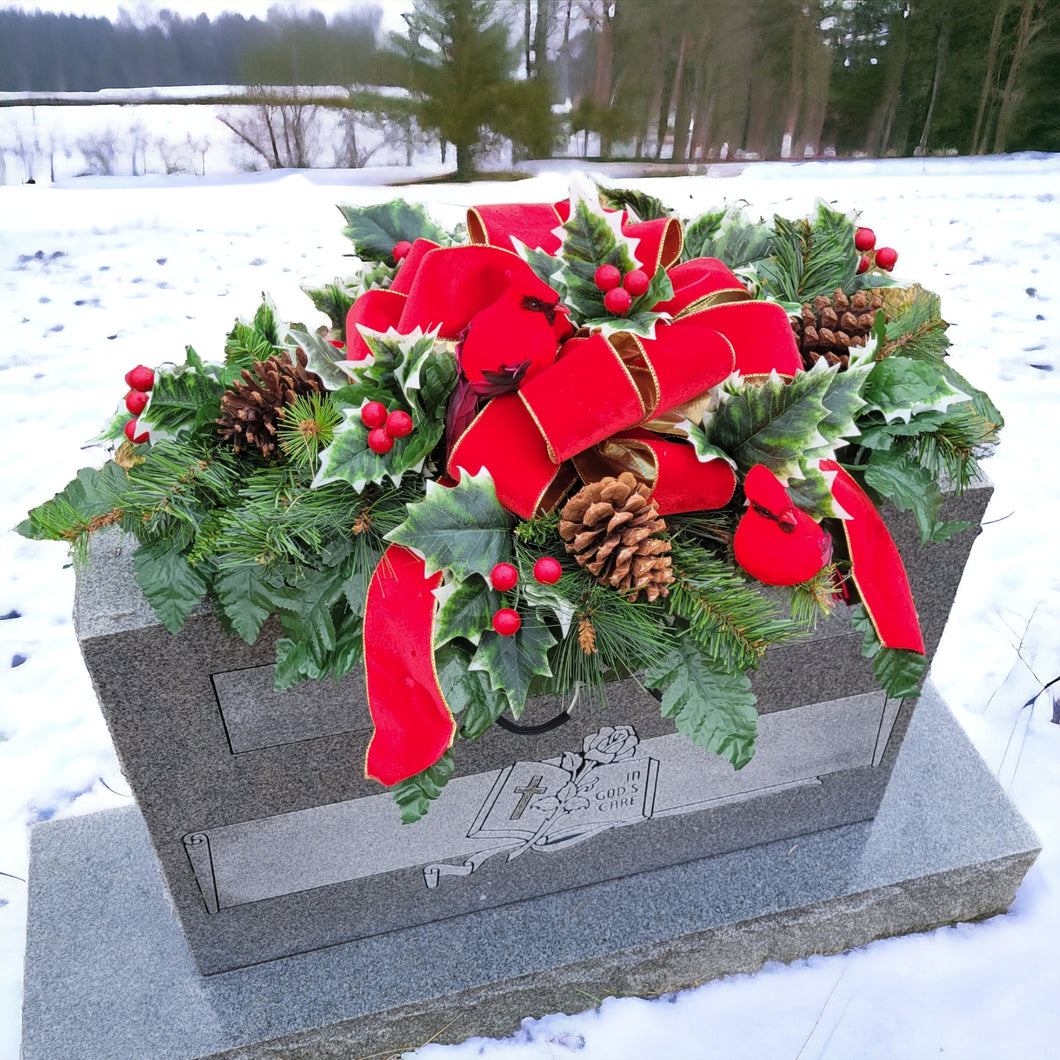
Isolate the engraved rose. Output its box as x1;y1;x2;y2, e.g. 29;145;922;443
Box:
582;725;638;764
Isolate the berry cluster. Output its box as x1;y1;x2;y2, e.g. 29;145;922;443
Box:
854;227;898;275
361;401;414;454
122;364;155;443
487;557;563;636
594;263;650;317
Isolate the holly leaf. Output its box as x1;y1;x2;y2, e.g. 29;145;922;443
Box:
808;360;869;457
131;539;210;634
435;577;501;647
290;328;359;391
786;459;844;521
598;184;672;222
312;404;425;493
212;560;283;644
137;364;226;439
851;606;927;699
386;469;513;581
301;279;358;339
644;635;758;769
338;200;449;263
682;206;776;270
391;751;456;824
706;370;832;482
469;614;556;716
225;296;281;367
862;357;966;423
436;640;509;740
680;207;727;262
558;192;640;322
860;449;971;544
329;607;364;682
512;236;564;290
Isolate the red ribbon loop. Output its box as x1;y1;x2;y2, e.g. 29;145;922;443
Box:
821;460;925;654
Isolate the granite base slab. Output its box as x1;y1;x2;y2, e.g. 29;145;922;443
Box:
21;682;1039;1060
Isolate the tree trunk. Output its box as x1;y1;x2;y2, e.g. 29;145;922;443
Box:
592;1;615;156
972;1;1009;154
534;0;551;79
865;4;909;156
456;141;475;181
670;33;691;161
524;0;533;78
993;0;1044;153
915;9;950;157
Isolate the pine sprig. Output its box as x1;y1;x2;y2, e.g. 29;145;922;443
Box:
668;542;806;671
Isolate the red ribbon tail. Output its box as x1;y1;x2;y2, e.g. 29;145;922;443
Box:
363;545;456;785
822;460;925;654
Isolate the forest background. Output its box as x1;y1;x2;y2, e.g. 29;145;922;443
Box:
2;0;1059;184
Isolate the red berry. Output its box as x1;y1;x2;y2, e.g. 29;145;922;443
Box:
124;365;154;392
490;563;519;592
393;240;413;263
604;287;632;316
856;255;871;275
386;410;413;438
854;227;876;253
367;427;394;454
594;264;621;291
124;418;148;444
533;557;562;584
125;389;148;415
875;246;898;271
623;268;650;297
492;608;521;636
361;401;387;429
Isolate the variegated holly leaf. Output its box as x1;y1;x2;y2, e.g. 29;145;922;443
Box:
644;634;758;770
862;357;969;424
786;459;846;521
469;614;556;717
851;606;927;699
557;188;641;322
386;469;513;581
805;360;870;458
391;750;456;824
512;236;565;291
706;369;832;482
290;328;359;391
312;403;426;492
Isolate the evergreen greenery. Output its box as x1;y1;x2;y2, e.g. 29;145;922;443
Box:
19;183;1000;823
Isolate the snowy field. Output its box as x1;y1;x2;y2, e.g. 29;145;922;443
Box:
2;153;1059;1059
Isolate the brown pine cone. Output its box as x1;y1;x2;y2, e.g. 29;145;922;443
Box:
558;472;674;602
791;288;886;371
217;348;325;458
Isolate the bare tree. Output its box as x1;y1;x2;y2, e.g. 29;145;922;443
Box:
218;85;323;169
77;128;119;175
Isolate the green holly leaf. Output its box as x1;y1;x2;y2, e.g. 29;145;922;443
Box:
338;200;449;263
512;237;565;291
131;539;210;634
786;459;843;521
436;577;501;647
680;207;726;262
808;361;869;457
392;751;456;824
469;614;556;716
329;607;364;682
212;561;282;644
386;469;514;581
851;606;927;699
860;449;971;544
301;279;358;339
273;637;317;689
225;295;281;368
644;635;758;769
706;370;832;482
436;640;509;740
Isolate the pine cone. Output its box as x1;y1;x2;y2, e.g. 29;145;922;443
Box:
558;472;674;602
791;288;885;371
217;348;325;458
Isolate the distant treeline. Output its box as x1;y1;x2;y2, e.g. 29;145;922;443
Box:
2;1;1059;162
0;6;403;92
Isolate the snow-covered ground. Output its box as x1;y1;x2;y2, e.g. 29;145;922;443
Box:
2;154;1059;1060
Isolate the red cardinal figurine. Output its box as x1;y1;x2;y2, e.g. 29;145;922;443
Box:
734;464;832;586
457;270;571;397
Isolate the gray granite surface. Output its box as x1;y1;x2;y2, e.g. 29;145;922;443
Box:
68;481;992;975
21;682;1040;1060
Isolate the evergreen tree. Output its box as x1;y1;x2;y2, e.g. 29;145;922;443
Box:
392;0;553;179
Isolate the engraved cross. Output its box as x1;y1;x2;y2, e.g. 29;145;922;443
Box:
510;775;546;820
